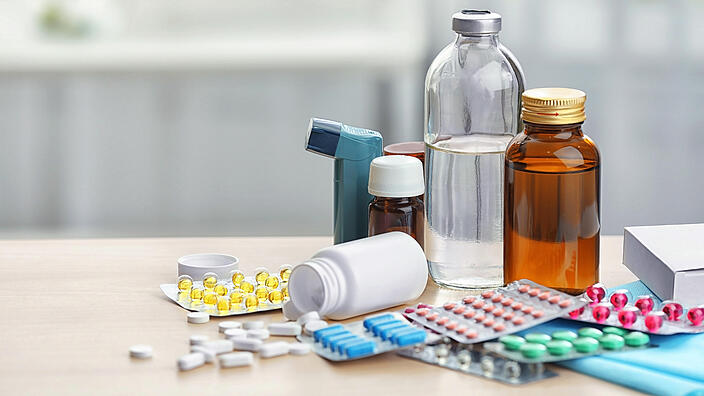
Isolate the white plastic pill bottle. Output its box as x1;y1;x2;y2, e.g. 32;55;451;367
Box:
288;231;428;320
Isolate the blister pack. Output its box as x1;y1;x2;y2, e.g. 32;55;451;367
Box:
483;326;654;363
564;283;704;335
397;337;557;385
297;313;427;361
403;280;586;344
160;265;291;316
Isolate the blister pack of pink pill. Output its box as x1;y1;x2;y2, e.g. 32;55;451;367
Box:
563;283;704;335
402;279;587;344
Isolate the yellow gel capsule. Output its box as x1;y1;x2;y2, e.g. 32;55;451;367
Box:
240;281;254;293
282;285;289;299
230;290;244;304
216;296;231;312
203;290;218;305
230;270;245;286
255;286;269;302
264;276;279;289
214;283;228;296
202;272;218;289
178;291;190;301
268;289;283;304
279;265;292;282
177;275;193;291
244;294;259;310
254;268;269;285
190;287;204;301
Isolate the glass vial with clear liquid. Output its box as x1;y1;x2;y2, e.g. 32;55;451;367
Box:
424;10;525;289
504;88;600;295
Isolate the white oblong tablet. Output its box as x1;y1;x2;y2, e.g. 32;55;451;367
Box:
260;341;290;358
296;311;320;326
282;300;304;321
202;339;234;355
218;321;242;333
219;352;254;368
243;320;264;330
246;329;270;340
187;312;209;324
129;344;153;359
303;320;329;335
190;345;216;363
189;335;208;345
178;352;205;371
224;328;247;339
232;337;263;352
288;342;311;356
268;322;302;337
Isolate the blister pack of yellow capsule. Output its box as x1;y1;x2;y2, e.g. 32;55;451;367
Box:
160;265;291;316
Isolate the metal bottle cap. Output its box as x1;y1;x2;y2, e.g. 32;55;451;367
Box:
452;10;502;35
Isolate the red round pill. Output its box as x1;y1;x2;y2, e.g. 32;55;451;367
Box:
443;302;455;311
568;306;585;319
436;317;449;325
661;301;684;321
472;300;485;309
466;330;478;339
493;323;506;332
481;290;494;298
532;310;544;318
404;308;415;314
645;311;665;332
618;306;639;328
512;317;525;325
426;312;438;321
538;291;551;300
592;303;611;323
548;295;561;304
483;319;494;327
586;283;606;304
503;312;514;320
416;309;428;317
474;314;486;322
635;296;654;315
483;305;495;313
501;298;514;306
445;321;457;330
492;293;503;303
521;306;533;314
511;302;523;311
463;310;476;319
559;299;573;308
492;308;505;317
455;325;468;335
453;306;465;315
528;288;541;297
518;284;530;293
463;296;476;305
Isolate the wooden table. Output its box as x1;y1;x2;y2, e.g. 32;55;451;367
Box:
0;235;642;395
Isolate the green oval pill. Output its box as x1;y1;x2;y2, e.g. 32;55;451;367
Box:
573;337;600;353
524;333;552;345
624;331;650;347
603;326;628;336
520;342;547;358
599;334;625;350
546;340;573;356
499;335;526;351
578;327;603;339
551;330;578;342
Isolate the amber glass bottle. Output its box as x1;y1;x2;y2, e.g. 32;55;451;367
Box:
504;88;600;295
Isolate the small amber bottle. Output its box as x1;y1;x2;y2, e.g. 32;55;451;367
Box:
504;88;600;295
367;156;425;247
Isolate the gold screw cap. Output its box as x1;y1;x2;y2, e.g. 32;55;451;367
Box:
521;87;586;125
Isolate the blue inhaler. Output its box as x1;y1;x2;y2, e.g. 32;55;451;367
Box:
305;118;383;244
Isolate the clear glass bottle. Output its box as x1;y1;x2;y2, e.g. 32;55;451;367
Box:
424;10;525;289
504;88;600;295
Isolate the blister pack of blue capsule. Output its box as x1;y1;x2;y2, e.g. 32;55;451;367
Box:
297;313;428;361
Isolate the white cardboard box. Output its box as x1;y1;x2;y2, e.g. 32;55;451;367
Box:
623;223;704;306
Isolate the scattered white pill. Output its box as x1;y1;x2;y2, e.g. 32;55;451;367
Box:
268;322;302;337
201;339;234;355
288;342;311;356
190;345;216;363
282;300;304;321
218;321;242;333
232;337;263;352
260;341;290;358
303;320;329;335
219;352;254;368
178;352;205;371
129;344;153;359
247;329;270;340
189;335;208;345
243;320;264;330
187;312;209;324
224;328;247;339
296;311;320;326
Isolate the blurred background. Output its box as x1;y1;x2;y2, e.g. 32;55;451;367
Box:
0;0;702;238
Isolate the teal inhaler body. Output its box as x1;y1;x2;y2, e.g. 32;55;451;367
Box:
306;118;383;244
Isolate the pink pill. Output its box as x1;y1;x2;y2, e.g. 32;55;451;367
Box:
661;301;684;321
472;301;485;309
481;290;495;298
532;310;544;318
493;323;506;332
511;302;523;311
687;307;704;326
465;330;478;339
518;284;531;293
404;308;415;314
474;314;486;322
609;289;631;310
445;321;458;330
426;312;438;321
592;303;611;323
453;306;465;315
645;311;666;332
417;303;432;309
559;299;573;308
568;306;585;319
455;325;468;335
501;298;514;306
528;288;541;297
483;319;494;327
492;293;503;303
463;296;476;305
463;310;476;319
436;317;449;325
635;296;654;315
503;312;514;321
483;305;495;313
538;291;551;301
548;295;561;304
512;317;525;325
492;308;505;317
618;306;639;328
415;309;428;317
521;306;533;314
585;283;606;304
443;302;456;311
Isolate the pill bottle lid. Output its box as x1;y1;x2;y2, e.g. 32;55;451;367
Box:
368;156;424;198
522;87;586;125
452;10;502;35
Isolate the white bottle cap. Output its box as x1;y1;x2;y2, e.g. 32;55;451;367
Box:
368;156;424;198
